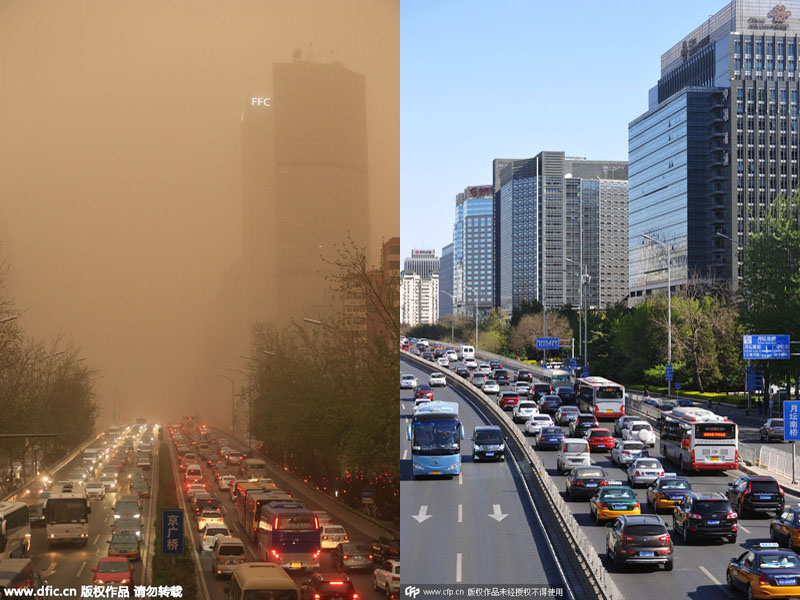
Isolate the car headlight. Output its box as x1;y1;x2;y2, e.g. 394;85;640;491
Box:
133;513;140;518
473;445;480;452
446;463;458;471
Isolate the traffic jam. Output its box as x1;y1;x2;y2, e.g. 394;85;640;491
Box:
403;337;800;599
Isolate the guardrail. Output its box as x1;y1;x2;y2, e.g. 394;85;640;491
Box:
403;351;625;600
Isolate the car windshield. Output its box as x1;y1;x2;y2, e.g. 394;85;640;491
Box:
625;524;667;536
206;528;228;536
87;483;102;489
578;416;596;423
97;561;129;573
519;402;536;409
759;553;800;569
751;480;780;492
564;443;588;453
325;527;346;534
112;533;137;545
475;431;503;444
115;520;138;529
770;420;785;427
623;442;644;450
541;428;562;435
412;421;460;454
636;460;660;469
632;423;651;431
575;468;605;478
660;479;690;490
115;502;139;512
601;488;635;500
534;416;550;422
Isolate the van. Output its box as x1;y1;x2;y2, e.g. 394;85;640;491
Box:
211;536;247;577
460;345;475;361
185;465;203;484
226;563;299;600
556;438;591;474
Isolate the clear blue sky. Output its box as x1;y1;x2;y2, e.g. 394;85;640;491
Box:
400;0;725;259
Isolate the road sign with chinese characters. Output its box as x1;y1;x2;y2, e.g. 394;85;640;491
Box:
665;364;673;382
743;335;791;360
162;510;184;555
536;337;560;350
785;402;800;442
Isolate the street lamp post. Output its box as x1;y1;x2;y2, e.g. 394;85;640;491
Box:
440;290;456;342
465;286;479;349
642;234;672;397
215;374;235;433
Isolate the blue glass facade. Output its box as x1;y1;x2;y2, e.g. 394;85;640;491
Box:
454;191;493;311
439;243;453;318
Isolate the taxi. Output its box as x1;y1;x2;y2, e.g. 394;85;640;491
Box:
727;542;800;599
646;474;692;512
770;506;800;552
589;482;641;524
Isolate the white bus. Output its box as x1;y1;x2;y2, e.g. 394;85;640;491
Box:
659;406;738;472
44;492;90;545
240;458;268;480
529;365;572;387
575;376;626;419
0;502;30;559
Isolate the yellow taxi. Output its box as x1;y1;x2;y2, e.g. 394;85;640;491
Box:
589;482;641;524
770;506;800;553
646;474;692;512
727;543;800;599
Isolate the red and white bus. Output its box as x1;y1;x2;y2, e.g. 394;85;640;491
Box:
659;406;738;471
575;377;625;419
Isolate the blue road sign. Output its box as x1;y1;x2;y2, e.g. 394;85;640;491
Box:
743;335;791;360
569;357;577;369
746;367;764;392
784;401;800;441
665;364;673;382
582;367;589;377
536;337;560;350
162;510;184;555
675;382;681;390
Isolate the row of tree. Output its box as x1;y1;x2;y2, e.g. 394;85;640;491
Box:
407;195;800;394
0;258;99;496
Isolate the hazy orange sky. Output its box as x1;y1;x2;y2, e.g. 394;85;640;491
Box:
0;0;398;426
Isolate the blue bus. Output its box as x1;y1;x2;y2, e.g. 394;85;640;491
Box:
408;401;464;478
256;506;320;571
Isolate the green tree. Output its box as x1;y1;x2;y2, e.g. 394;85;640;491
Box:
511;299;543;327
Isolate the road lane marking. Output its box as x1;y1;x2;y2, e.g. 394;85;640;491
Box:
459;472;463;485
456;553;462;583
403;449;408;460
93;534;99;545
76;561;86;577
412;505;432;523
458;504;463;523
739;525;751;533
42;562;56;577
699;565;721;585
489;504;508;522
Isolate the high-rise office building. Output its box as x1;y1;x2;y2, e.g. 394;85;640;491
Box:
439;243;454;318
496;152;628;312
400;271;439;326
629;0;800;301
453;185;494;315
404;249;439;279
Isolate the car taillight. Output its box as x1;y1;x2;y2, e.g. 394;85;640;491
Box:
779;484;785;496
635;471;641;476
353;595;359;600
322;535;328;540
330;582;345;586
620;535;635;541
759;574;769;585
687;512;702;520
271;549;281;560
313;549;321;559
727;511;738;520
599;502;608;509
600;480;608;486
658;533;671;542
633;502;640;510
344;535;349;541
314;595;321;600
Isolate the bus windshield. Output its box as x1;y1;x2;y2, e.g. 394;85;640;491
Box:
596;386;623;399
47;499;87;523
412;421;460;455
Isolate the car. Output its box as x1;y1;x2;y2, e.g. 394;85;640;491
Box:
676;398;693;407
488;360;502;370
726;475;785;516
536;427;566;450
478;364;492;375
218;475;236;491
300;573;358;600
642;397;660;408
672;492;737;544
136;456;151;470
498;391;521;410
446;350;459;362
186;483;207;500
112;518;143;540
200;525;231;552
524;414;554;437
532;383;552;401
760;418;785;442
586;428;615;452
483;380;500;395
659;400;676;411
67;471;86;488
314;511;334;525
400;374;417;389
554;386;576;404
92;557;134;592
626;457;665;488
514;381;531;396
589;483;641;524
565;466;608;500
85;481;105;499
772;506;800;552
108;531;141;561
436;357;450;369
614;415;640;437
429;372;447;387
621;421;656;447
555;405;580;426
373;560;401;597
113;500;141;521
211;536;247;577
421;351;435;361
433;347;446;358
331;542;373;571
727;542;800;598
646;474;691;512
538;394;563;414
570;414;599;438
192;493;220;515
455;367;470;378
197;509;225;531
606;515;673;572
414;385;434;401
130;480;149;498
464;358;478;369
512;401;539;424
471;426;505;462
492;369;511;386
370;537;399;563
516;369;533;382
321;524;349;550
610;441;647;466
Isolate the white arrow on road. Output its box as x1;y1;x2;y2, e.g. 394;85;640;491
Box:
488;504;508;522
412;505;432;523
42;562;57;577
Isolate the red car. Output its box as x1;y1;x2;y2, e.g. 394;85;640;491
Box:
586;428;615;452
92;557;135;592
414;385;434;401
498;392;521;410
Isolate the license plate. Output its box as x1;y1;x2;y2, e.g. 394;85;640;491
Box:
612;504;626;510
485;452;494;457
707;520;720;525
760;495;772;500
639;551;654;557
431;471;442;475
353;557;363;561
586;483;598;487
777;577;796;586
709;456;720;461
290;562;302;569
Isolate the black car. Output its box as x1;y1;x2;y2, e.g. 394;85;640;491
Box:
726;475;785;516
571;414;599;438
300;573;358;600
565;466;608;500
455;367;470;378
433;348;446;358
538;394;563;414
516;369;534;382
471;426;505;462
192;493;220;515
492;369;511;385
489;360;502;370
532;383;552;401
554;386;576;404
606;515;673;572
370;537;400;563
672;492;737;544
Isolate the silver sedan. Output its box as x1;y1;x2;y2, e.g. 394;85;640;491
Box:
626;458;665;488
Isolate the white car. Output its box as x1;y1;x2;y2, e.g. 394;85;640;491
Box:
374;560;400;596
321;524;349;549
186;483;206;499
197;509;225;531
199;525;231;552
610;441;647;466
85;481;105;499
525;414;554;436
514;382;531;396
464;359;478;369
626;457;664;488
218;475;236;490
483;380;500;395
314;511;334;525
621;421;656;447
555;406;580;425
437;357;450;369
429;372;447;387
614;416;642;437
512;401;539;424
446;351;459;362
478;364;493;375
400;374;417;389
